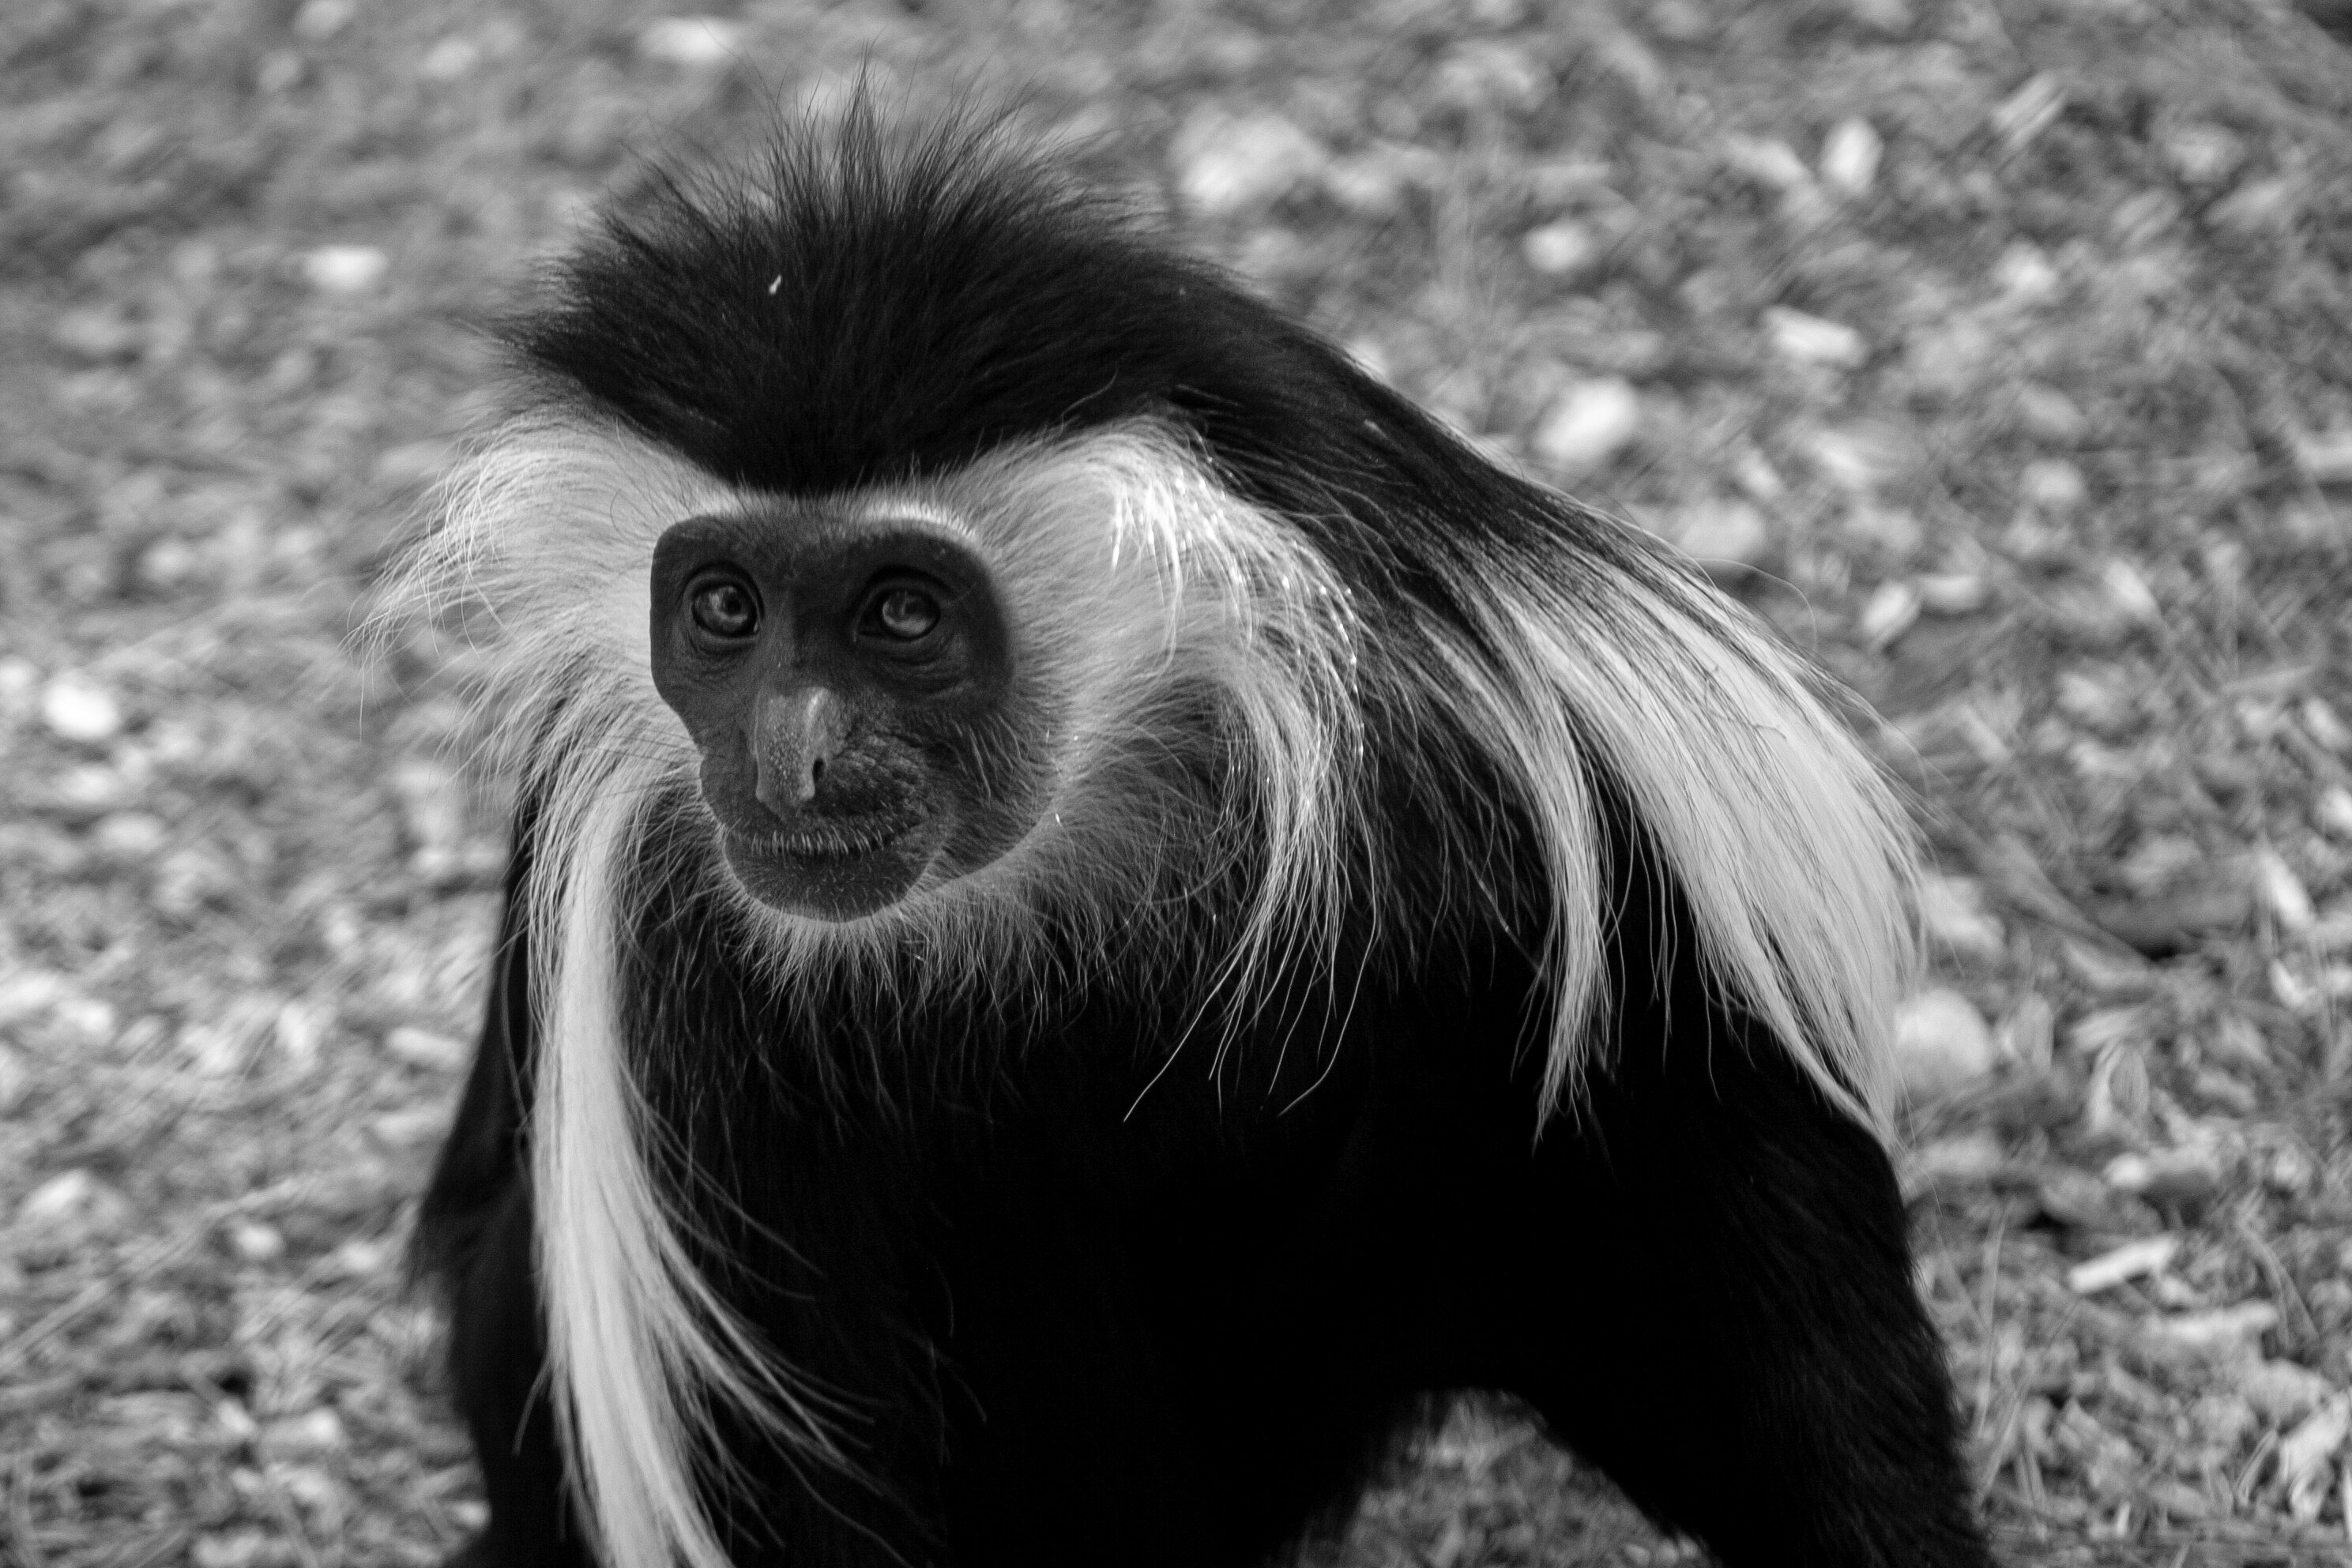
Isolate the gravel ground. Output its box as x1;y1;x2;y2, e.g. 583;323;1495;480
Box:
3;1;2351;1564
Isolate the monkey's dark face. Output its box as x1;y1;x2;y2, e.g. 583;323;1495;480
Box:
649;513;1043;921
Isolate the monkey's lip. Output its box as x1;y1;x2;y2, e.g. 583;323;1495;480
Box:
724;815;920;863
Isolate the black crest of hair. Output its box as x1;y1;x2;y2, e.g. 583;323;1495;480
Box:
510;107;1668;652
422;108;1996;1568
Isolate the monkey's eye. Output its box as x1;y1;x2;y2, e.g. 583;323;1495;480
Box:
864;586;942;642
689;579;760;640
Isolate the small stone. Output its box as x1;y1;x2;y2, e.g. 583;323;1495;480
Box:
384;1025;467;1073
261;1407;347;1454
2100;558;2160;623
1858;580;1921;649
1648;0;1710;38
193;1531;271;1568
1843;0;1913;32
256;50;303;95
2255;847;2317;934
1806;424;1910;491
2276;1395;2350;1521
1991;73;2066;155
2293;428;2352;486
1521;219;1597;276
2262;1143;2316;1196
636;16;743;66
2065;1234;2178;1295
18;1168;132;1240
1994;243;2062;306
1660;498;1771;574
227;1219;286;1264
302;245;389;295
2162;123;2243;186
0;656;38;713
2241;1359;2335;1424
1838;511;1917;566
1997;993;2055;1072
0;972;68;1027
1428;39;1552;114
51;306;146;363
51;996;115;1047
1917;873;2005;963
1917;572;1990;615
1763;307;1867;369
1892;988;1995;1104
2274;959;2320;1014
393;757;469;854
2211;175;2300;235
53;762;129;814
1321;153;1413;218
370;1105;450;1147
1819;118;1882;197
374;439;455;488
2019;457;2086;513
2194;1393;2257;1449
1530;378;1641;473
138;536;204;591
275;1000;329;1069
1171;109;1327;218
42;675;123;745
91;811;168;859
2103;1146;2223;1205
292;0;352;39
2147;1302;2280;1356
179;1020;252;1078
2302;698;2351;754
0;1043;29;1115
421;36;480;80
328;1235;398;1277
1731;446;1784;501
2015;381;2087;442
1723;135;1812;192
2035;1165;2124;1230
2318;785;2352;840
1907;1128;2007;1187
2081;1035;2151;1137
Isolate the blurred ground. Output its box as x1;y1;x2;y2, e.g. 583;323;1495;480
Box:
3;1;2351;1564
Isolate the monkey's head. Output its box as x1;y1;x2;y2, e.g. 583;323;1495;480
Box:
648;506;1047;921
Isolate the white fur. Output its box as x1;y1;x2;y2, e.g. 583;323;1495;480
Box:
382;415;1910;1567
1436;543;1914;1124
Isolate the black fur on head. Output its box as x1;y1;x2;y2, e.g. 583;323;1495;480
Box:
508;105;1657;650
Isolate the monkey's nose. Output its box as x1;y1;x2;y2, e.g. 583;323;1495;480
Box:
754;686;848;812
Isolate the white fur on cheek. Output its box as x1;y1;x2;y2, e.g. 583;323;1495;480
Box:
383;420;856;1568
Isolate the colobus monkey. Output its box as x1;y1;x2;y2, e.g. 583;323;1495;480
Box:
403;109;1992;1568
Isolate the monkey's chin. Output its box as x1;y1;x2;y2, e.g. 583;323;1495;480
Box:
718;819;943;923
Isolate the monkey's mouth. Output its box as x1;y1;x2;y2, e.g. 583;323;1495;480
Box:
718;810;944;923
725;814;920;864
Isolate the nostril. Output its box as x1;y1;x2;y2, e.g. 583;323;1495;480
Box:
809;758;826;788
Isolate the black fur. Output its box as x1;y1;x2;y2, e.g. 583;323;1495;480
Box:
419;115;1993;1568
508;111;1680;679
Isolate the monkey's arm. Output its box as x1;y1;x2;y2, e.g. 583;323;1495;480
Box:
414;812;589;1568
413;814;537;1290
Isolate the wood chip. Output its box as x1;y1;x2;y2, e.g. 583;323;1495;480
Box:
2067;1235;2178;1295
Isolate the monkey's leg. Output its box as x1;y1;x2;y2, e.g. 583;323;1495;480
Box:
438;1182;587;1568
418;829;585;1567
1498;1031;1992;1568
